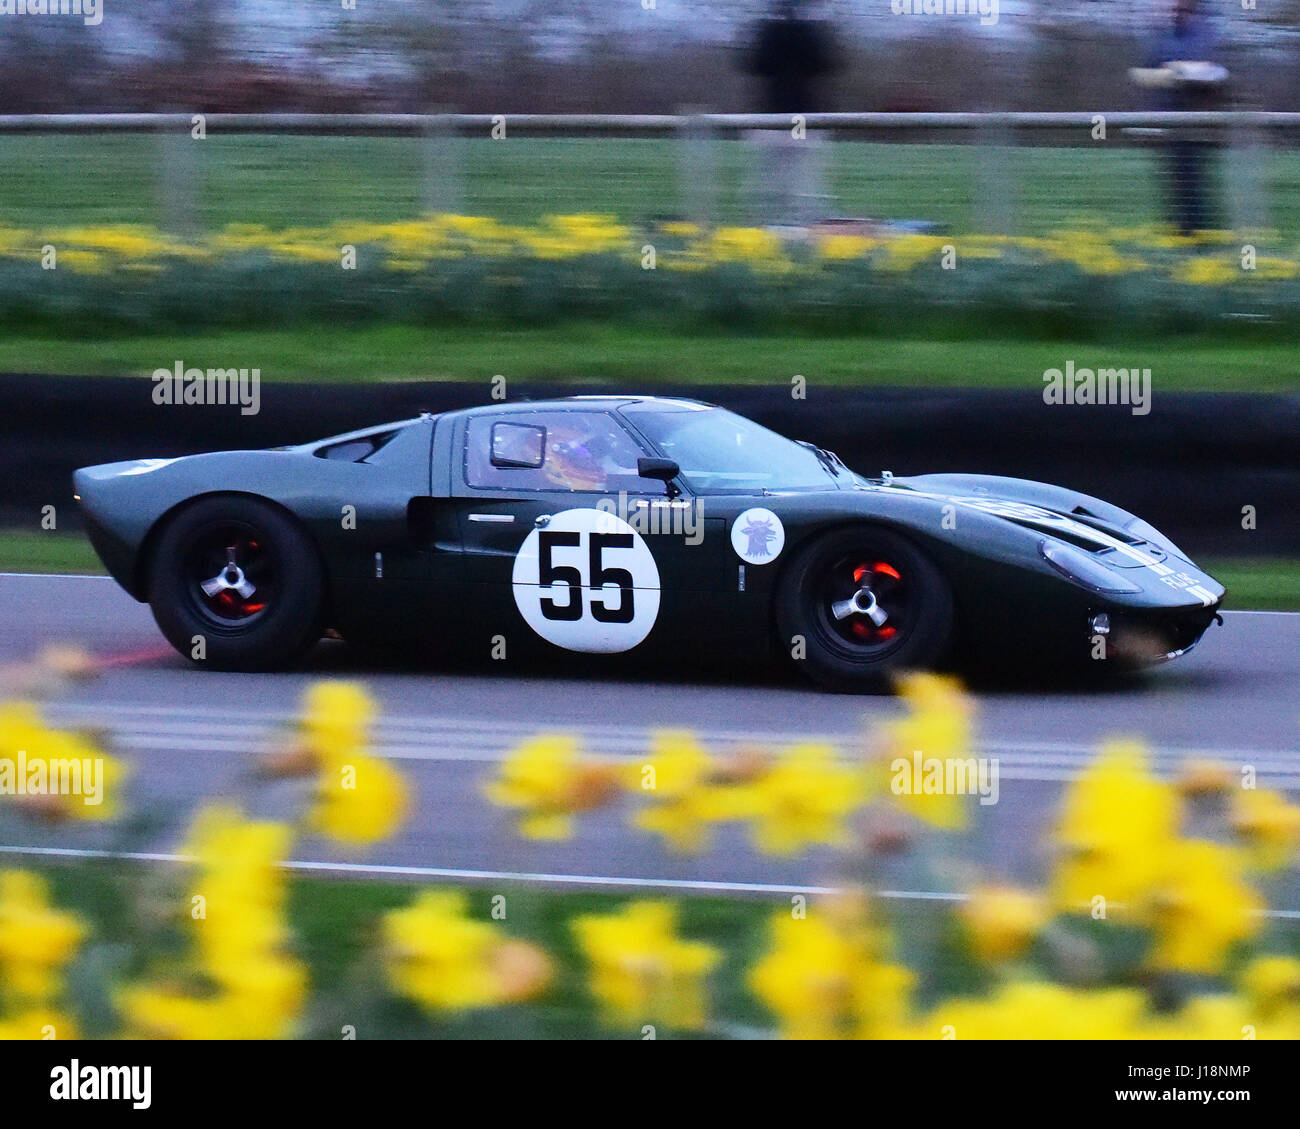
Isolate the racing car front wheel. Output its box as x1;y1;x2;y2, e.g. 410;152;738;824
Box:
776;526;954;692
146;495;325;671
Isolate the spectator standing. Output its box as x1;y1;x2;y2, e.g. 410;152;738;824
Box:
743;1;841;226
1131;0;1229;234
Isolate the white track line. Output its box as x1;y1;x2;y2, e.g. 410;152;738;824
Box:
0;573;114;580
2;844;1297;917
36;706;1300;783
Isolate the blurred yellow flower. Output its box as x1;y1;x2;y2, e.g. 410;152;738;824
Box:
872;673;974;830
880;233;949;271
53;249;107;273
573;900;720;1032
748;908;913;1039
307;749;410;845
290;681;409;844
183;805;295;967
0;701;126;821
904;981;1148;1040
1253;256;1300;280
1176;757;1233;797
0;870;86;1005
630;731;730;853
960;884;1048;963
485;734;621;840
1171;256;1240;285
1146;839;1263;974
740;743;864;855
708;226;786;266
1051;740;1178;915
819;234;876;261
1158;993;1264;1040
119;804;306;1039
1240;954;1300;1011
383;889;550;1013
1229;786;1300;870
1233;955;1300;1037
299;680;375;764
0;1007;78;1041
120;960;307;1040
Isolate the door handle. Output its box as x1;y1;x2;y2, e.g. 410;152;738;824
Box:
468;513;514;523
535;514;552;527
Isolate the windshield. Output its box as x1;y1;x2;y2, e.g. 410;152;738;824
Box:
621;404;838;493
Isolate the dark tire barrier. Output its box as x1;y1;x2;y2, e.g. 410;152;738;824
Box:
5;373;1297;557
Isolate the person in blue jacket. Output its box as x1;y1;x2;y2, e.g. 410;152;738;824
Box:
1131;0;1230;234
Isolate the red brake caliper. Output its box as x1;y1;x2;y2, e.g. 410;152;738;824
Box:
849;562;899;640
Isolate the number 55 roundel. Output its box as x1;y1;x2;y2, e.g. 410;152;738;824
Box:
511;508;661;653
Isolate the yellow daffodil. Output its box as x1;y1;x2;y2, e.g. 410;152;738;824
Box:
307;750;410;845
290;681;410;844
748;908;913;1039
382;890;550;1013
1050;740;1179;915
903;981;1148;1040
0;1008;78;1040
0;870;86;1005
1229;786;1300;870
630;731;730;853
1176;757;1234;797
740;743;864;855
1240;953;1300;1006
119;960;307;1040
707;226;786;266
1146;839;1263;975
299;680;375;764
572;900;720;1031
1171;256;1240;286
0;701;126;821
485;734;621;840
118;805;307;1039
871;673;974;830
819;234;876;261
959;884;1048;963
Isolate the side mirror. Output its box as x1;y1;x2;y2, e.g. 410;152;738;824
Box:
637;457;681;497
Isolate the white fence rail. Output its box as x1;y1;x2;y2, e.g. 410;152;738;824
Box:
0;111;1283;235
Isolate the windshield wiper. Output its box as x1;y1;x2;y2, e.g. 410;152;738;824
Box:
797;440;842;479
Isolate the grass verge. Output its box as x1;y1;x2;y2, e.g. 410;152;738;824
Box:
4;324;1300;391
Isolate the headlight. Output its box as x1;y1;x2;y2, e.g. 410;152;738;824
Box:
1039;540;1142;594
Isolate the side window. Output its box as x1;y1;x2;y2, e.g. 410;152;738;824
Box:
491;422;545;469
465;411;651;493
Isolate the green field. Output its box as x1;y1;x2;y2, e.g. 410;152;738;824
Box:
3;324;1298;391
4;530;1294;610
0;134;1287;238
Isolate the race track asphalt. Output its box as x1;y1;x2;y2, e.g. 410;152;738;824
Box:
1;574;1297;913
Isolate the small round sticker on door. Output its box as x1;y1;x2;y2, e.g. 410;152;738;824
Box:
512;508;660;653
731;508;785;564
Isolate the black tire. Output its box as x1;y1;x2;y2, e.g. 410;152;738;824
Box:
775;526;955;693
146;495;325;671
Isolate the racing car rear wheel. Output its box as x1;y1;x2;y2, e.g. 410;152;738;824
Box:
146;496;325;670
776;526;954;692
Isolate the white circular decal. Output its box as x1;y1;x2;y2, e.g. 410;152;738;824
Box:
512;508;661;653
731;508;785;565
